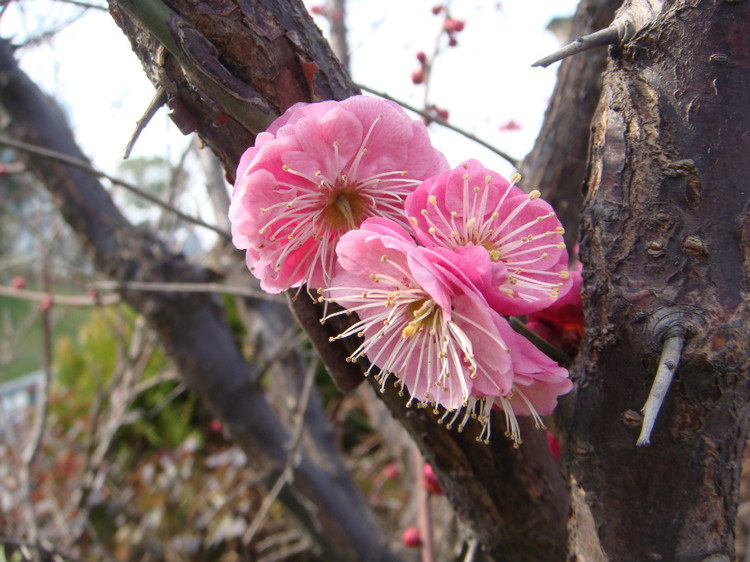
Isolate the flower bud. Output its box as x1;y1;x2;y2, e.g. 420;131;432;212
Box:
423;463;443;495
402;526;422;548
443;18;465;33
39;294;53;312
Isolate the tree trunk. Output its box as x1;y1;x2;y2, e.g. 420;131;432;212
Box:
570;1;750;559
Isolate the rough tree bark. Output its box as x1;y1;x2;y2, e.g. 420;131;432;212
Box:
569;1;750;560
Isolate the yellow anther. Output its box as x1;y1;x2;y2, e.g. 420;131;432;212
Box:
410;216;419;226
559;271;570;279
511;172;522;184
529;189;541;200
428;195;438;205
402;324;417;339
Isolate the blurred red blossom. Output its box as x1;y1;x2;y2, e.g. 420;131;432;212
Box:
402;526;422;548
498;119;523;132
423;463;443;495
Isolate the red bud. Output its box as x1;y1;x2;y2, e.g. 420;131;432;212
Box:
402;526;422;548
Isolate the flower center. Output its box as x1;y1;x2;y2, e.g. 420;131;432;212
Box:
322;188;365;228
401;299;438;339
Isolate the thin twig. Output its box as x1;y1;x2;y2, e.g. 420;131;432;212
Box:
243;360;318;545
92;280;283;301
414;446;435;562
357;83;520;168
123;85;168;159
0;281;283;305
463;537;479;562
532;0;663;68
531;27;619;68
637;332;685;446
53;0;108;9
0;285;119;306
17;248;56;561
0;135;230;238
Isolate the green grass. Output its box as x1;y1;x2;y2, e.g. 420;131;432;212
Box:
0;293;90;382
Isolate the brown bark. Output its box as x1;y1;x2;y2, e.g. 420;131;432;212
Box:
570;1;750;559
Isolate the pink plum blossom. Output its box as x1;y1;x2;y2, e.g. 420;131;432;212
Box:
324;218;572;443
325;218;515;415
325;217;572;444
447;308;572;444
229;95;448;293
485;328;572;444
404;159;572;316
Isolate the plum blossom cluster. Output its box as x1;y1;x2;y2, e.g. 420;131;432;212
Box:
230;95;575;444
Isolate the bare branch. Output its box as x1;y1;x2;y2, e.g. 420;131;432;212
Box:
0;135;230;238
637;332;685;446
357;83;520;168
123;85;167;159
532;0;664;68
532;27;619;68
91;280;282;301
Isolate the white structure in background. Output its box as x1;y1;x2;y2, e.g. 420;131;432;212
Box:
0;370;42;426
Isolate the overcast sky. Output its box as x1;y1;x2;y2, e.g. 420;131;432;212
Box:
1;0;578;184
